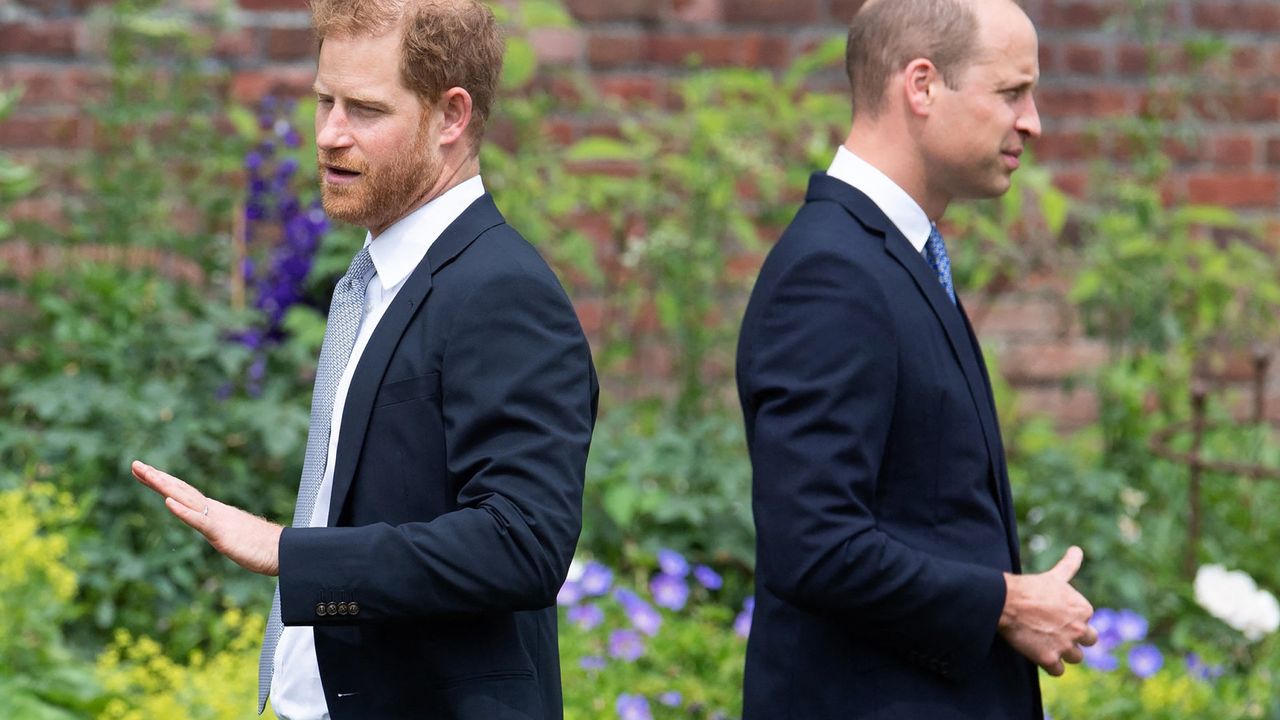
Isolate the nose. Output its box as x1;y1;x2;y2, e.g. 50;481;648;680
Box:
315;103;353;152
1017;95;1042;140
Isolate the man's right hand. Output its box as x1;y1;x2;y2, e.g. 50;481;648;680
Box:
998;545;1097;676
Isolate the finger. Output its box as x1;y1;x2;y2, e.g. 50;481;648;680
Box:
165;495;213;536
1043;659;1064;677
133;461;206;513
1079;626;1099;647
1048;545;1083;582
1061;646;1084;665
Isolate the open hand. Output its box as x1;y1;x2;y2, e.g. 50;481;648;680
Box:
132;460;282;576
998;546;1097;676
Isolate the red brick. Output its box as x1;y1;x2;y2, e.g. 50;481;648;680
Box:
1186;172;1279;208
563;0;660;23
1192;2;1280;31
1052;170;1087;197
0;114;89;148
574;297;605;336
0;64;105;106
1267;138;1280;167
265;27;316;61
529;27;583;66
1063;43;1106;75
1001;341;1109;383
0;20;78;57
587;32;645;69
1038;45;1058;74
1037;86;1131;118
1161;136;1206;165
723;0;821;23
1231;46;1265;77
1043;1;1116;29
1117;44;1151;75
1034;131;1097;162
213;28;256;59
830;0;868;23
1014;387;1099;429
669;0;723;23
648;33;741;67
595;74;665;104
237;0;308;10
229;68;316;103
1212;135;1256;167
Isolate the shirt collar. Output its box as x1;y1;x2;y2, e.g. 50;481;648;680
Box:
362;175;486;291
827;146;932;254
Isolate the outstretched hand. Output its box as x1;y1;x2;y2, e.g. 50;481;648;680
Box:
998;546;1097;676
131;460;283;576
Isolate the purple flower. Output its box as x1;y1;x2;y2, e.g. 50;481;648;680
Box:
568;602;604;630
580;655;606;671
1115;609;1148;643
1089;608;1120;649
283;128;302;148
657;548;690;578
244;150;265;172
1128;644;1163;678
693;564;723;590
609;629;644;662
650;572;689;611
579;562;613;596
734;596;754;638
615;590;662;636
658;691;681;707
557;580;582;607
616;694;651;720
1082;642;1118;671
1184;652;1224;682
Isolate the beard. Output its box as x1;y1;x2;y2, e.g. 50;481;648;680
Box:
317;121;441;233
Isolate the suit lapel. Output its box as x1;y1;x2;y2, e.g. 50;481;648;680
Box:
326;194;506;526
807;175;1015;554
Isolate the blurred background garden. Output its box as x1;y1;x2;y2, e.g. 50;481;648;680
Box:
2;0;1280;717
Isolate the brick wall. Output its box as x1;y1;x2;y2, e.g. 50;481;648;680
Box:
3;0;1279;427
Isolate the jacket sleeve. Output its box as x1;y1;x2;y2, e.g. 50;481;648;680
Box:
741;246;1005;677
277;265;597;623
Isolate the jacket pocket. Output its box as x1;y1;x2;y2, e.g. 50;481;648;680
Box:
374;371;441;407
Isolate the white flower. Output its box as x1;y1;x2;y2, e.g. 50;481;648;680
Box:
1194;564;1280;642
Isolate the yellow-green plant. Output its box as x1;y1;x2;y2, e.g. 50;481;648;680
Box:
97;608;277;720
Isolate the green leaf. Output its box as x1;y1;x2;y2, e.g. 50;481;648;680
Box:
565;136;640;163
502;37;537;91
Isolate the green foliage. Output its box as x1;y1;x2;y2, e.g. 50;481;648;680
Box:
0;480;103;719
583;404;754;573
0;262;305;648
0;88;39;242
560;574;744;719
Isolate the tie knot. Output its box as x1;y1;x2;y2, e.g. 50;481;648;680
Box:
345;246;375;284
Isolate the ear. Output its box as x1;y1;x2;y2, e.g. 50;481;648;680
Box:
435;86;474;148
902;58;940;117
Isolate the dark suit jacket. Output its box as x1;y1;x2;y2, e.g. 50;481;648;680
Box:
276;194;598;719
736;174;1041;719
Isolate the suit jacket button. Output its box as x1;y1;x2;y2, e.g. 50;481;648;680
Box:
349;602;360;616
327;602;338;616
337;602;349;615
316;603;327;616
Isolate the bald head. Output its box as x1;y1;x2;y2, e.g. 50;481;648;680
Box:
845;0;1026;119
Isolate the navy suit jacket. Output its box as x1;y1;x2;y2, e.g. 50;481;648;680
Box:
736;174;1041;719
276;194;598;719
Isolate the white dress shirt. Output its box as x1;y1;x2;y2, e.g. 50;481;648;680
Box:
826;145;933;254
270;175;486;720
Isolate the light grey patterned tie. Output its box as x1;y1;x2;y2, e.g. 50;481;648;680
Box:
258;246;375;713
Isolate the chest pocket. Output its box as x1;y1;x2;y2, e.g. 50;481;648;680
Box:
374;371;441;408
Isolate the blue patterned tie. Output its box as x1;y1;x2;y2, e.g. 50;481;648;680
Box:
925;224;956;305
258;246;375;713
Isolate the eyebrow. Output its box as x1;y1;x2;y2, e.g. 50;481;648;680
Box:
312;85;394;112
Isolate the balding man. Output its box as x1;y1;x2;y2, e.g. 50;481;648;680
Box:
132;1;597;717
736;1;1095;717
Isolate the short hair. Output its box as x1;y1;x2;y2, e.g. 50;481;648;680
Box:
845;0;980;119
310;0;505;148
